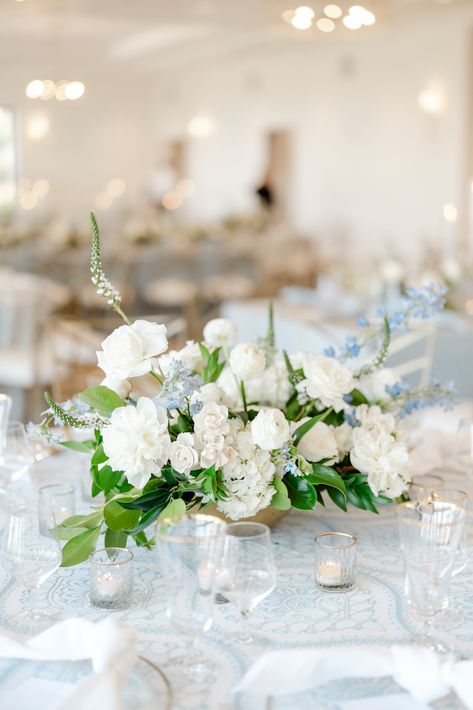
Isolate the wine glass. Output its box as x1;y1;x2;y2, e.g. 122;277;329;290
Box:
398;499;465;654
217;522;276;644
0;504;62;631
0;393;12;453
453;417;473;476
408;474;444;503
155;514;226;682
0;421;32;491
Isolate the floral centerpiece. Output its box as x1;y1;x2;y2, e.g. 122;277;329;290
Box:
31;215;455;566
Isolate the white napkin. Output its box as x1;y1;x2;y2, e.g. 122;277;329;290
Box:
234;645;473;708
0;617;137;710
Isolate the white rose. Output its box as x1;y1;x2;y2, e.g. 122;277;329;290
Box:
251;408;290;451
100;376;132;400
203;318;237;348
229;343;266;381
200;437;234;469
297;420;338;463
177;340;205;372
97;320;168;379
350;426;409;496
297;354;353;412
102;397;170;488
169;432;199;475
193;401;229;437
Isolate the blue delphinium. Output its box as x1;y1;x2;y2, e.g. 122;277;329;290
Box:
384;376;456;418
155;359;203;411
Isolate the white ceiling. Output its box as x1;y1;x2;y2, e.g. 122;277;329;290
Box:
0;0;468;74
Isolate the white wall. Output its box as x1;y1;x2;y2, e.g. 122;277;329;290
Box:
153;11;471;264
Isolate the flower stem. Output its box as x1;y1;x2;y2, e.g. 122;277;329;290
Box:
240;381;248;413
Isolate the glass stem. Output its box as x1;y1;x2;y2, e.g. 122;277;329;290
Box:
27;585;41;619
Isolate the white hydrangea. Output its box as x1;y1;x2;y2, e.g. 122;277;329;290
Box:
355;405;396;434
350;426;409;497
102;397;170;488
217;426;276;520
296;354;353;412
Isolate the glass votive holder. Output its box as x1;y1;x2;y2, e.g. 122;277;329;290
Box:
89;547;134;610
39;483;75;533
409;473;444;502
315;532;357;593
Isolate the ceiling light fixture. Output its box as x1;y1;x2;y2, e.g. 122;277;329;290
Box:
316;17;335;32
25;79;86;101
323;4;342;19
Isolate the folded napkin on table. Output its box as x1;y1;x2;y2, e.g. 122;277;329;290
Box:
234;645;473;708
0;617;137;710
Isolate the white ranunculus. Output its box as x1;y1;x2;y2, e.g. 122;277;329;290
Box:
203;318;237;348
297;420;338;463
97;320;168;379
251;408;290;451
296;354;353;412
200;436;234;469
350;426;409;497
229;343;266;381
169;432;199;475
190;383;226;407
100;376;132;400
193;401;229;437
102;397;170;488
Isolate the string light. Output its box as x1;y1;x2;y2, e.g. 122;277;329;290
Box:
324;4;342;19
316;17;335;32
25;79;86;101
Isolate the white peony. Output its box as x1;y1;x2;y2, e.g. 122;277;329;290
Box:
297;420;338;463
251;408;290;451
169;432;199;475
217;425;276;520
97;320;168;379
296;354;354;412
229;343;266;381
203;318;237;349
350;426;409;497
102;397;170;488
100;376;132;400
193;402;230;439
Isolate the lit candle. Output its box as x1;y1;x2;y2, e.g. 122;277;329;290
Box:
316;560;342;587
198;562;215;589
97;570;122;598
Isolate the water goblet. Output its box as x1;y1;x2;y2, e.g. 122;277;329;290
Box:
216;522;276;644
398;499;465;654
156;514;226;682
0;421;32;491
408;473;444;503
0;504;62;631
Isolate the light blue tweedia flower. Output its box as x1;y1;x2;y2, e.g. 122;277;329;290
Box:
26;422;61;447
403;284;447;320
385;381;412;398
190;401;204;417
155;359;203;411
387;376;457;419
284;461;301;475
323;345;336;358
343;407;360;428
343;335;361;358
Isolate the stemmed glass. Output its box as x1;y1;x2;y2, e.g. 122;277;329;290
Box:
453;417;473;476
0;421;32;491
0;504;62;631
217;522;276;644
0;393;12;452
156;514;226;682
398;498;465;654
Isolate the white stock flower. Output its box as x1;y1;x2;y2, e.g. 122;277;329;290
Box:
356;405;396;433
217;425;276;520
100;376;131;400
169;432;199;475
296;420;338;463
297;355;353;412
229;343;266;381
97;320;168;379
203;318;237;348
251;408;290;451
102;397;170;488
350;426;409;497
193;402;230;439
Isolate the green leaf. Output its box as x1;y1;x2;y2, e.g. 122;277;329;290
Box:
309;464;346;497
133;530;153;548
346;486;366;510
271;477;291;510
60;440;95;453
61;526;101;567
61;511;104;529
292;409;333;446
327;486;348;512
79;386;124;416
157;498;186;521
285;474;317;510
126;506;163;535
199;342;210;364
119;487;171;511
104;528;128;548
96;464;123;494
349;388;369;406
55;525;89;541
283;349;298;388
104;500;141;532
91;443;108;466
